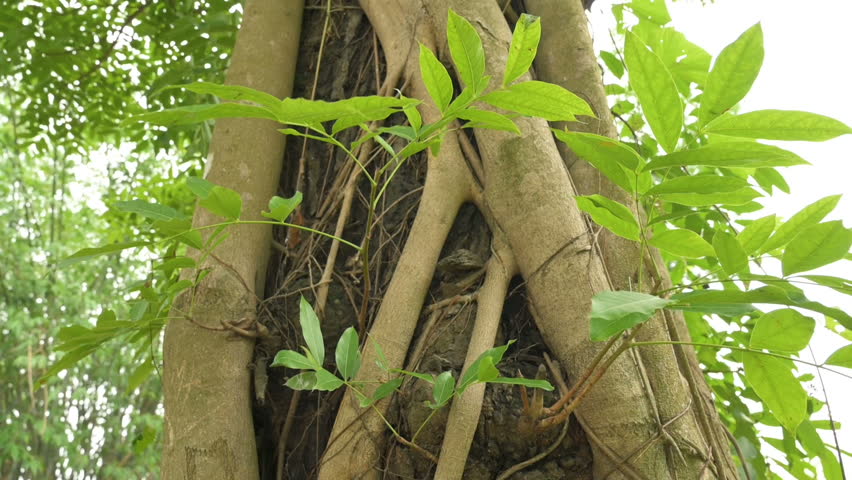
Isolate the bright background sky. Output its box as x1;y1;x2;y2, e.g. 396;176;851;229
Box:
588;0;851;475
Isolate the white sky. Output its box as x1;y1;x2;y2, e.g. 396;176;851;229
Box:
588;0;851;475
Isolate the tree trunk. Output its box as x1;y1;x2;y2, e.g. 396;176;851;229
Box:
160;1;303;478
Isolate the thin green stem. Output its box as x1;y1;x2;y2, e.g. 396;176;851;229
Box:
411;408;439;443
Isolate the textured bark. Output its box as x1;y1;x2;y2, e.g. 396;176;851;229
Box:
160;1;303;479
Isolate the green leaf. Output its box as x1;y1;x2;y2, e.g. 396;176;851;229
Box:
115;200;185;221
262;192;302;222
503;13;541;86
782;221;852;275
286;372;318;390
299;296;324;366
476;355;500;383
125;360;155;394
419;43;454;112
458;341;514;393
589;291;672;341
760;195;842;253
628;0;671;25
705;110;852;141
456;108;520;134
201;186;242;221
447;9;487;93
359;377;403;407
600;51;624;79
801;275;852;296
646;175;760;206
644;142;808;171
700;23;764;125
171;81;282;110
154;256;196;273
403;105;422;132
481;81;594;121
391;368;435;384
37;345;98;387
335;327;361;381
750;309;815;353
372;338;389;371
431;371;455;408
132;103;279;127
276;96;418;131
825;344;852;368
552;130;636;192
271;350;317;370
624;31;682;153
713;231;749;275
737;214;776;254
649;229;715;258
742;352;806;433
58;241;150;267
314;368;344;391
489;377;554;391
575;195;640;241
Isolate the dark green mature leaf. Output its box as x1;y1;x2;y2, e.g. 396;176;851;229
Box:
738;214;776;254
713;231;749;275
115;200;185;221
432;371;455;408
575;195;640;241
447;9;487;93
750;309;815;353
481;81;594;121
132;103;279;126
706;110;852;141
552;130;635;192
644;142;808;171
335;327;361;381
271;350;317;370
760;195;841;253
782;221;852;275
649;229;715;258
624;31;682;152
504;13;541;86
700;23;764;125
743;353;806;433
59;241;150;267
262;192;302;222
589;291;672;341
419;43;454;112
456;108;520;134
299;296;324;366
825;344;852;368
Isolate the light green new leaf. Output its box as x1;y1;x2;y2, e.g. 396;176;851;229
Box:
132;103;279;126
802;275;852;296
649;229;715;258
271;349;317;370
628;0;671;25
742;352;806;433
476;356;500;383
624;31;682;152
705;110;852;141
274;96;418;131
447;9;487;93
575;195;640;241
552;130;635;192
760;195;841;253
299;296;324;366
646;175;760;206
335;327;361;381
456;108;520;134
419;43;454;112
200;186;242;221
657;188;761;207
489;377;554;391
825;344;852;369
700;23;764;125
286;372;317;390
644;142;808;171
504;13;541;86
360;378;403;407
713;231;749;275
600;50;624;78
458;341;514;393
482;81;594;121
314;369;344;391
738;214;776;254
590;291;672;341
262;192;303;222
172;82;283;109
782;221;852;276
432;371;455;408
750;309;815;353
59;241;150;268
115;200;185;221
